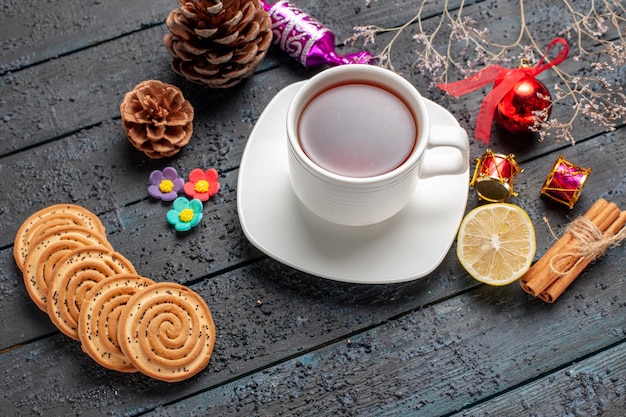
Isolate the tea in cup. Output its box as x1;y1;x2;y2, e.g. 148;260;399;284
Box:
286;64;469;226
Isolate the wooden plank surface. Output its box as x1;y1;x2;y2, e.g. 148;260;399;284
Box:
1;0;625;415
0;0;614;241
1;131;623;414
2;121;624;350
0;0;172;73
453;341;626;416
0;0;461;154
143;258;626;416
2;0;596;155
0;0;462;73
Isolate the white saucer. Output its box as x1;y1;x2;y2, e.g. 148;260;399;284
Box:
237;81;469;284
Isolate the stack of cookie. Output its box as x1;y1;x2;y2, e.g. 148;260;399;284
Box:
14;204;216;382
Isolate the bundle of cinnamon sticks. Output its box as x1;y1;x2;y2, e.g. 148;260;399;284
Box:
520;198;626;303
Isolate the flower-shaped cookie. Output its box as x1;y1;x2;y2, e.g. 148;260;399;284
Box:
183;168;220;202
148;167;184;201
167;197;203;232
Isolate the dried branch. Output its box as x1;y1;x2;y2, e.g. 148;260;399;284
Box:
345;0;626;143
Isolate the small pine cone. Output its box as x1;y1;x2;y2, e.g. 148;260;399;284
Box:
164;0;272;88
120;80;194;159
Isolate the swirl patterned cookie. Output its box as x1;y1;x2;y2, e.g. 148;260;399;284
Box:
14;204;218;382
47;246;137;340
78;274;155;373
13;204;107;271
118;282;216;382
22;227;114;311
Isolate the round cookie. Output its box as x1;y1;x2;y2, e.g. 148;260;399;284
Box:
78;274;155;373
14;204;107;271
118;282;216;382
22;227;114;311
47;246;137;340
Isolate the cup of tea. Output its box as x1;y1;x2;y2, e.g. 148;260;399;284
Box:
286;64;469;226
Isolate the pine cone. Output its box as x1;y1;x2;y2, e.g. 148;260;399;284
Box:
164;0;272;88
120;80;194;159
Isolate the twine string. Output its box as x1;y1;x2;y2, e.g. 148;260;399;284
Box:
546;216;626;276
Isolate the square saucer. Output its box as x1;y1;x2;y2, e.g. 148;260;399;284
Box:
237;81;469;284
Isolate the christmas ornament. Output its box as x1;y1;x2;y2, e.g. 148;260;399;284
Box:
437;38;569;143
120;80;194;159
494;70;552;134
540;155;591;209
469;149;522;202
260;0;373;67
164;0;273;88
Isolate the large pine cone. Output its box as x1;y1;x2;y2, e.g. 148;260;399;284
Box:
120;80;194;159
164;0;272;88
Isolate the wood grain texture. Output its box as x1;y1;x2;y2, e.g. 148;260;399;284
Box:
141;260;626;416
2;0;608;155
0;0;624;415
453;342;626;416
2;130;623;350
0;0;172;73
1;132;623;415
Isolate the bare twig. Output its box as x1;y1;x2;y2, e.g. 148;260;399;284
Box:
345;0;626;143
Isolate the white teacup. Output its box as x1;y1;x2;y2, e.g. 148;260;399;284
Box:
286;64;469;226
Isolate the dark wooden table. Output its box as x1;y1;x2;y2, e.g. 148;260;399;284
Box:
1;0;625;415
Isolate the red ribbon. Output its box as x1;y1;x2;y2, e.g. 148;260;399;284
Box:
436;38;569;143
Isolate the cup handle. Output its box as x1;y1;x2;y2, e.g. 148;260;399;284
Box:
418;125;470;179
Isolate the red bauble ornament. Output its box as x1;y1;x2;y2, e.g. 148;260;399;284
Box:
494;75;552;134
436;38;569;143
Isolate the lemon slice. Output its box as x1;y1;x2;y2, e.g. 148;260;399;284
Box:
456;203;536;285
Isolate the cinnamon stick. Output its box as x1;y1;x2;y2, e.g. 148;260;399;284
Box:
519;198;610;296
548;203;620;275
539;210;626;303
